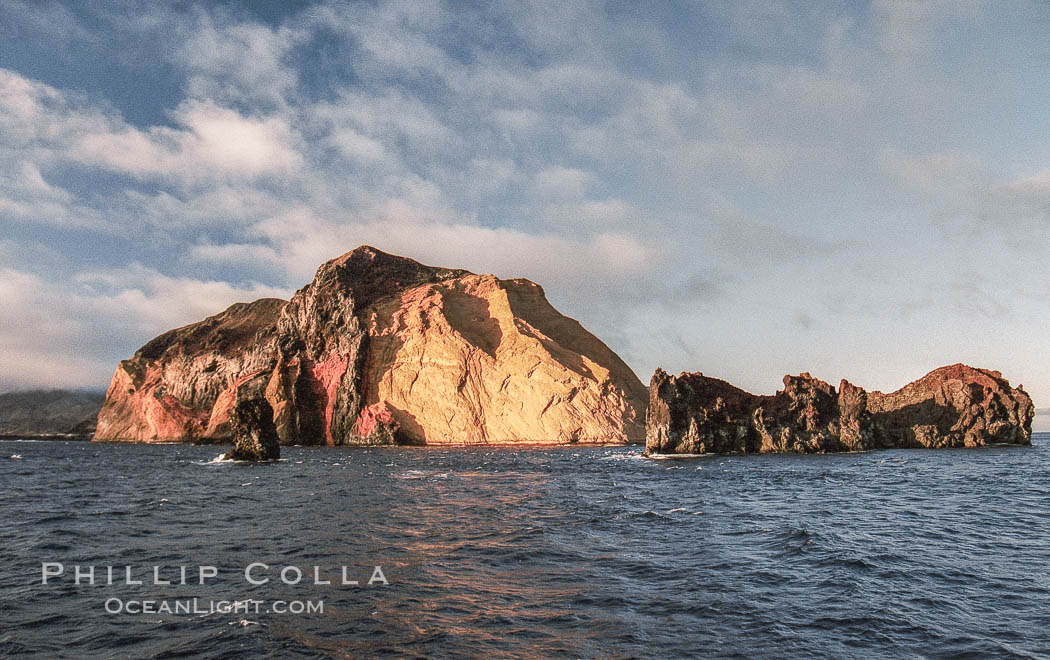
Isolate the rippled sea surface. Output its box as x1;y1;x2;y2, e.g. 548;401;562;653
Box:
2;436;1050;659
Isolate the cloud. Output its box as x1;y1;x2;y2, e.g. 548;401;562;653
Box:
179;12;305;110
0;161;80;225
252;210;654;287
880;148;989;192
1;65;303;186
70;100;303;182
880;149;1050;240
978;170;1050;232
0;68;117;152
871;0;985;59
187;241;283;273
313;87;455;163
0;264;289;391
946;271;1011;320
537;198;639;230
533;166;598;201
324;0;452;79
0;67;307;240
74;264;289;332
4;0;97;49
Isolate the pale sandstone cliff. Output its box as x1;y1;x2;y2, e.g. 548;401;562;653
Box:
646;364;1033;455
95;247;647;445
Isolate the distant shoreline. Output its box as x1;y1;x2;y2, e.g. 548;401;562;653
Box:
0;434;93;442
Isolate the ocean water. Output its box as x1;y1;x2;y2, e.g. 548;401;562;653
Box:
2;436;1050;659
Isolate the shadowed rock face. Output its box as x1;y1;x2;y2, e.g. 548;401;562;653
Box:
224;397;280;461
96;246;647;445
646;364;1033;455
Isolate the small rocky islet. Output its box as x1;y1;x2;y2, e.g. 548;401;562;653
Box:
87;246;1033;459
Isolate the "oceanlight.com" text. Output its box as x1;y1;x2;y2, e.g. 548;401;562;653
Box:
103;598;325;615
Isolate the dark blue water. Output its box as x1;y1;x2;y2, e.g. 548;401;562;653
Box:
2;436;1050;658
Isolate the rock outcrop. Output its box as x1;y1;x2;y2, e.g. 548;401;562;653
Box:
646;364;1033;455
222;397;281;461
95;246;647;445
94;299;284;443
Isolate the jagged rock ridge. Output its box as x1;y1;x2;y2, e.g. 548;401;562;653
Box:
95;246;647;445
646;364;1033;455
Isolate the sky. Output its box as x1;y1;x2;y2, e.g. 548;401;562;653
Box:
2;1;1050;415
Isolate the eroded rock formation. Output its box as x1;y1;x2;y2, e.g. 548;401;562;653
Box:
223;397;281;461
95;246;647;445
646;364;1033;455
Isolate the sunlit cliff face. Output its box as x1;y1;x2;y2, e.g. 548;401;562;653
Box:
95;247;647;445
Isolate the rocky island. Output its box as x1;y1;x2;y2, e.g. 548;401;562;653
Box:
95;246;647;446
646;364;1033;455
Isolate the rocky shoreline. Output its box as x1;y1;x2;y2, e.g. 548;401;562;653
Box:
645;364;1033;456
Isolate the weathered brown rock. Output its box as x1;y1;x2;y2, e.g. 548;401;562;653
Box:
646;364;1033;455
95;246;647;445
223;397;281;461
94;299;283;443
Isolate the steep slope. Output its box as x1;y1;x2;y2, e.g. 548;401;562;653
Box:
94;299;284;443
95;247;647;445
363;273;646;443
